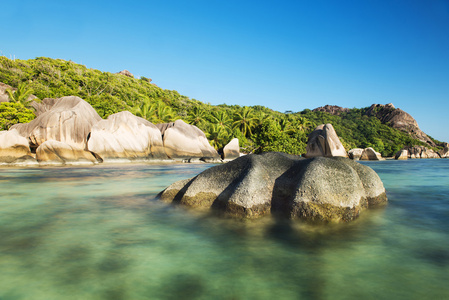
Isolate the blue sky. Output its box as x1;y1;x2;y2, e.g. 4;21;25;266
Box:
3;0;449;142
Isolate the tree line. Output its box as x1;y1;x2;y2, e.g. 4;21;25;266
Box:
0;56;442;157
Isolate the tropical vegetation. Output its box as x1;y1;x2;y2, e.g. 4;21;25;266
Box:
0;56;443;156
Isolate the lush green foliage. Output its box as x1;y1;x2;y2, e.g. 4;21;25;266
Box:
0;102;35;130
0;56;440;156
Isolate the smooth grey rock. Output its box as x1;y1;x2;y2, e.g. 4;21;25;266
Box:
360;147;382;161
87;111;167;161
222;138;240;160
305;123;347;158
395;149;408;160
12;96;102;150
157;119;220;159
0;129;33;163
159;152;387;222
348;148;364;160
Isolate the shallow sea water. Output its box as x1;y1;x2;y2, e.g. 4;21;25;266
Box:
0;159;448;300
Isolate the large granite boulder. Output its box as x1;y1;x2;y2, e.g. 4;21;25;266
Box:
222;138;240;160
348;148;364;160
12;96;102;151
36;140;97;164
360;147;382;160
87;111;167;161
0;129;35;164
156;119;220;160
395;149;408;160
159;152;387;222
305;123;347;158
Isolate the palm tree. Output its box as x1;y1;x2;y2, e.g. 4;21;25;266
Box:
6;82;35;108
154;101;176;123
206;123;230;150
133;98;156;120
232;106;257;137
186;105;207;127
210;110;232;134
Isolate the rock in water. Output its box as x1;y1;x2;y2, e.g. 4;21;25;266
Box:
87;111;167;161
305;123;347;158
159;152;387;222
12;96;102;150
156;119;220;160
348;148;364;160
395;149;408;160
36;140;97;164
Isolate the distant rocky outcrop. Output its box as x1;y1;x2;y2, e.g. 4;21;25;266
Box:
349;147;382;160
87;111;167;161
221;138;240;160
159;152;387;222
117;70;134;78
305;123;347;158
156;119;220;160
36;140;97;164
439;143;449;158
365;103;435;146
12;96;102;151
313;105;349;115
312;103;437;147
395;146;440;159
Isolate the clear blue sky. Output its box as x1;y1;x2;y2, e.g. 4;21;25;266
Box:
3;0;449;142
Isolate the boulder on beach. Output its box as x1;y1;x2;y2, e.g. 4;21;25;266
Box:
395;146;440;159
305;123;347;158
348;148;364;160
222;138;240;160
0;129;34;163
159;152;387;222
36;140;97;164
156;119;220;160
395;149;408;160
12;96;102;150
360;147;382;161
87;111;167;161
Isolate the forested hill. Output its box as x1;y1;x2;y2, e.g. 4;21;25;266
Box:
0;56;444;157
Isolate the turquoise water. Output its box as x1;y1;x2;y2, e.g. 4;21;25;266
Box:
0;159;448;300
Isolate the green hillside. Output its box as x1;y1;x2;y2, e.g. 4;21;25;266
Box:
0;56;441;156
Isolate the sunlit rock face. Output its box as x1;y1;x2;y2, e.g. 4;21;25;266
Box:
12;96;102;150
36;140;97;165
305;123;347;158
349;147;382;161
222;138;240;161
156;119;220;160
0;129;34;164
87;111;167;161
159;152;387;222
